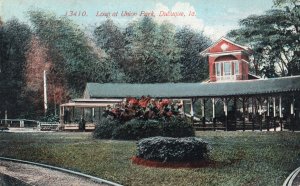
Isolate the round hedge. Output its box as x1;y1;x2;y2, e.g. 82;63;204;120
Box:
136;136;211;162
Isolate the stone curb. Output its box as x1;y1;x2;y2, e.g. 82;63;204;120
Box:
0;157;123;186
283;167;300;186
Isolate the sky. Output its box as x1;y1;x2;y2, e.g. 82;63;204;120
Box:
0;0;274;40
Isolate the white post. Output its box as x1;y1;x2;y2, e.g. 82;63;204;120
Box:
212;98;215;118
4;110;7;125
279;96;282;118
190;99;194;116
267;98;270;116
273;97;276;117
180;99;184;114
223;98;228;116
92;108;95;118
291;100;294;115
201;99;205;117
259;103;262;115
20;120;24;128
43;70;48;114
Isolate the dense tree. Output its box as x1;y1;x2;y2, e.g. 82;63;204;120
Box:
94;19;126;70
175;27;211;82
124;17;182;83
227;1;300;77
24;36;68;118
0;19;31;118
28;10;124;95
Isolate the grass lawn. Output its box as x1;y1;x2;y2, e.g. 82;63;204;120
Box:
0;131;299;186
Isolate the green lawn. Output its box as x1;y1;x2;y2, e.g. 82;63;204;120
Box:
0;131;299;186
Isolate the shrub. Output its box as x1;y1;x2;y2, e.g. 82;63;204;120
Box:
136;136;211;162
93;118;119;139
162;118;195;137
112;118;195;140
112;119;161;140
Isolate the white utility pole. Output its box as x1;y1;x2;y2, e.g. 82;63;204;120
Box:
43;70;48;114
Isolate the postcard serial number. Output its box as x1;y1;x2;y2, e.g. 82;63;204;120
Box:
65;10;88;17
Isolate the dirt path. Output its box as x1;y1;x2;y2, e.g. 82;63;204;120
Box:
0;160;109;186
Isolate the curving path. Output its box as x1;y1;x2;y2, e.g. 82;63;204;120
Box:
0;159;119;186
283;167;300;186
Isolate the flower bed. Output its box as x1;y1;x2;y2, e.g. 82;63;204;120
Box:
133;136;211;168
131;156;216;168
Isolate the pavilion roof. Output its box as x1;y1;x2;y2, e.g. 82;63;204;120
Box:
84;76;300;99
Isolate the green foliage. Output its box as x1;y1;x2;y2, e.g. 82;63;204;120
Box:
40;113;59;122
94;117;194;140
112;119;161;140
123;17;182;83
28;10;124;93
175;27;211;82
93;118;119;139
162;117;195;137
1;132;300;186
136;136;211;162
0;18;32;117
228;1;300;77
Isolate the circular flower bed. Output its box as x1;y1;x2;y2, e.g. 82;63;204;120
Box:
132;136;212;168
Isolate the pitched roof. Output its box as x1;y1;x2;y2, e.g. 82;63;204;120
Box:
84;76;300;99
200;37;250;56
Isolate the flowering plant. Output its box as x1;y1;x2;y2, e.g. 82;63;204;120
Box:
103;96;182;122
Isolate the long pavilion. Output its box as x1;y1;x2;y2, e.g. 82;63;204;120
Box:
60;38;300;131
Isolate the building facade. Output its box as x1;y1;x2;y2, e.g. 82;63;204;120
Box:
201;37;252;82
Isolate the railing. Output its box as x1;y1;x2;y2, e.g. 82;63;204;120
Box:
216;74;243;81
37;122;60;131
0;119;39;128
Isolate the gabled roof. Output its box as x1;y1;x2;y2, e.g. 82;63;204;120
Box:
84;76;300;99
200;37;250;56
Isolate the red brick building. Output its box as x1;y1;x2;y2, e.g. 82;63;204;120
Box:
201;37;256;82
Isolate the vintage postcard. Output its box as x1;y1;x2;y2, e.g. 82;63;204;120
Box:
0;0;299;185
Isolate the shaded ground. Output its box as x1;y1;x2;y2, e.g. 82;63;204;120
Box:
0;160;107;186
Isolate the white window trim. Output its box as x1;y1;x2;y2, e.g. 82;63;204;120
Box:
215;60;241;81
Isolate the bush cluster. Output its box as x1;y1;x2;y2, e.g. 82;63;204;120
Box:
93;118;119;139
93;117;195;140
136;136;211;162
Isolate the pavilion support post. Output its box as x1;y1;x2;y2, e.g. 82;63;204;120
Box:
212;98;216;131
242;97;246;131
258;98;263;131
62;106;65;123
266;98;270;131
59;106;62;124
201;98;206;127
273;97;276;131
92;108;95;121
291;95;295;132
180;100;184;115
279;96;283;131
4;110;7;125
234;97;237;130
252;97;255;131
81;108;84;120
224;98;228;131
190;99;194;125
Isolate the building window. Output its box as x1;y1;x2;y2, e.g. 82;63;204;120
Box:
215;63;222;76
224;62;231;76
234;61;239;74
